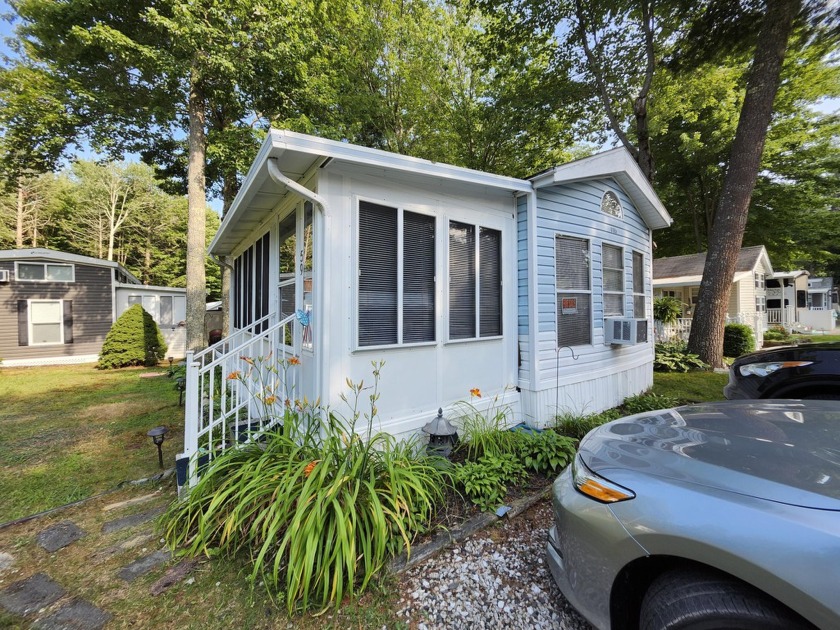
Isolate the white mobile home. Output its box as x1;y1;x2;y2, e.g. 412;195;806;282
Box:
179;131;671;483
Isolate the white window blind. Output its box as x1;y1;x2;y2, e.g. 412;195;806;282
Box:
556;236;591;347
449;221;476;339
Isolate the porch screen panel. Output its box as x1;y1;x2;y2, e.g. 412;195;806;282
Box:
632;251;645;318
403;211;435;343
479;227;502;337
244;246;253;326
449;221;476;339
602;244;624;316
556;236;591;346
255;236;263;328
233;257;241;329
359;201;398;346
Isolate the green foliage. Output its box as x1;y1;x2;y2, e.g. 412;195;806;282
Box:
723;323;756;358
622;392;680;415
554;408;622;441
454;452;525;512
653;296;684;324
763;326;793;342
453;394;518;460
98;304;167;369
654;341;708;372
162;364;450;615
515;430;576;475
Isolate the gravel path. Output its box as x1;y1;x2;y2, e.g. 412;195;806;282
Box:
396;498;593;630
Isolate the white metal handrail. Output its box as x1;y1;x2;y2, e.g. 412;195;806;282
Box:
182;312;298;486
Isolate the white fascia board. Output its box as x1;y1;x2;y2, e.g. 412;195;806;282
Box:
653;275;703;288
209;129;532;256
531;148;672;231
0;248;119;268
115;282;186;294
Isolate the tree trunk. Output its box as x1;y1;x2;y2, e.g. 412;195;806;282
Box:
16;178;24;248
220;174;236;336
186;66;208;352
687;0;799;367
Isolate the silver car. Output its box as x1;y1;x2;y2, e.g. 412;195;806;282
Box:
547;400;840;630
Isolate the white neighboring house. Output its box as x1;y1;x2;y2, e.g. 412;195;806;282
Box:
178;130;671;486
114;284;187;358
653;246;773;344
767;273;836;333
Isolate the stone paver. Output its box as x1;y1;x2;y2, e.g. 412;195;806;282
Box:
90;532;156;565
101;506;165;534
0;552;15;572
0;573;65;616
32;599;112;630
102;492;160;513
117;551;170;582
37;521;86;553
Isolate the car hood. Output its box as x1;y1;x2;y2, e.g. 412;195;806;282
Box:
580;401;840;511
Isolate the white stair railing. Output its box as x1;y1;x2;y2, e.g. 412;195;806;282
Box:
182;312;298;487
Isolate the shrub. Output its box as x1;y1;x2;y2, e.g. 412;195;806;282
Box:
515;430;576;474
653;296;683;324
98;304;167;369
161;363;450;614
622;392;680;414
554;409;622;440
723;323;755;357
654;341;708;372
454;452;525;511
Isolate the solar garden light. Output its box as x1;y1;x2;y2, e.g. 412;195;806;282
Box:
147;426;169;469
422;408;459;458
168;356;174;369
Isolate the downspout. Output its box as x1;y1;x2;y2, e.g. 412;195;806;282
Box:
266;157;329;411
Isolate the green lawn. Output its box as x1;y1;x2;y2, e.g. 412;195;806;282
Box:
652;370;729;403
0;363;184;522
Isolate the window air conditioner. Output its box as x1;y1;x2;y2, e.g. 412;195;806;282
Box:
0;269;8;283
605;317;648;345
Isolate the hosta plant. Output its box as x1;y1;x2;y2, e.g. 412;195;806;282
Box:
454;452;526;512
515;430;576;474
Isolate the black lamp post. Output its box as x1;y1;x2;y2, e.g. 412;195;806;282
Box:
422;408;459;458
147;426;169;469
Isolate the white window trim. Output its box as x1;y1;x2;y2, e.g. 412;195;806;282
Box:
28;299;64;346
15;262;75;283
353;195;438;350
444;218;504;343
554;233;593;348
602;243;625;317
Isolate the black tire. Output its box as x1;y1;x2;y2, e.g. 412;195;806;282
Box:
639;568;814;630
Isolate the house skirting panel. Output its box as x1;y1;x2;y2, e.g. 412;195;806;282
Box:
0;354;100;368
519;364;652;428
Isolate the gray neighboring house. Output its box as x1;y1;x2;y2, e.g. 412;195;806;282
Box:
0;248;186;367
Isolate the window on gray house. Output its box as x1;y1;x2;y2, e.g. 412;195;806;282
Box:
603;244;624;316
160;296;173;326
633;251;645;318
556;236;591;346
358;201;435;347
449;221;501;340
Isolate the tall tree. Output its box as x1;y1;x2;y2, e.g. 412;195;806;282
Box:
687;0;802;366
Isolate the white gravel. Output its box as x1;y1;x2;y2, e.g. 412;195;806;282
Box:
396;500;592;630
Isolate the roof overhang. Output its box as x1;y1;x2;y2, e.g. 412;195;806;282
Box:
0;248;141;284
654;271;753;288
209;130;532;256
114;282;186;294
529;147;672;231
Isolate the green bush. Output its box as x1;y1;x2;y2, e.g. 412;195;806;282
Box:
622;392;680;414
515;429;576;474
453;394;518;460
653;296;683;324
162;363;450;614
723;323;755;357
454;452;525;511
98;304;167;369
554;409;622;440
654;341;708;372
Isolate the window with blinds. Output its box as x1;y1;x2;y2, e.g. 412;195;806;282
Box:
602;244;624;316
448;221;502;340
358;201;436;347
555;236;591;346
632;251;645;318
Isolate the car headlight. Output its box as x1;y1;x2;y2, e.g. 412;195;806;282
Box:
738;361;813;377
572;454;635;503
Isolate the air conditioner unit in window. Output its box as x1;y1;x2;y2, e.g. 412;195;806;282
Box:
0;269;8;283
605;317;648;345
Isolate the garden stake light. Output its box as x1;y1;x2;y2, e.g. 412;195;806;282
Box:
422;408;459;458
147;426;169;469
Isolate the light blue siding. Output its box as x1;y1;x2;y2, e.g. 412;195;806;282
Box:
517;195;529;336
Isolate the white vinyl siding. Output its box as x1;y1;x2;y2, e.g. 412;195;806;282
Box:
555;236;591;347
29;300;63;345
358;200;436;347
602;244;624;316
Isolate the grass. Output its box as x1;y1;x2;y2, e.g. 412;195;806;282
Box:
652;370;729;403
0;363;184;522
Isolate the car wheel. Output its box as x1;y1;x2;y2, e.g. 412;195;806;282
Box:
639;568;812;630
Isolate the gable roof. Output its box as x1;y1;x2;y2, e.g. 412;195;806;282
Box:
528;147;672;230
653;246;772;287
0;248;141;284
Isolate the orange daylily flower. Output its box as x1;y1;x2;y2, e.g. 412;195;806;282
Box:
264;395;277;405
288;356;301;366
304;460;319;477
470;388;481;398
227;371;242;380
